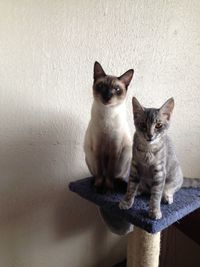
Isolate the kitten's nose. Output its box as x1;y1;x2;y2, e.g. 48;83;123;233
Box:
147;133;153;140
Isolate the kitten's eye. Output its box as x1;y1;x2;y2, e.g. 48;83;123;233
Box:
115;87;121;95
155;123;163;129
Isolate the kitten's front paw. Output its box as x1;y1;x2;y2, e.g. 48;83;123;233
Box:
148;209;162;220
162;194;173;205
119;199;134;210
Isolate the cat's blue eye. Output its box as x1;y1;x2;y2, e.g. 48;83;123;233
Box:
115;87;121;95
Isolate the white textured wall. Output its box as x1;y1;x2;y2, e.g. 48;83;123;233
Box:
0;1;200;267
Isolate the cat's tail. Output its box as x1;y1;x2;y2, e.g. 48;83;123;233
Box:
182;177;200;188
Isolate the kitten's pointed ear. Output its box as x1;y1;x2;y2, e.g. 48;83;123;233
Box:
93;61;106;81
118;69;134;89
159;98;174;120
132;97;144;119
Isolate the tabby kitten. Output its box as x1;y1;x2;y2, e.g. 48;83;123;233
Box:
119;97;183;219
84;62;134;191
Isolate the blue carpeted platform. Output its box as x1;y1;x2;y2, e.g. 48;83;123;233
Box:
69;177;200;233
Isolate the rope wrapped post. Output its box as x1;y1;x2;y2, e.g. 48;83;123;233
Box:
127;227;160;267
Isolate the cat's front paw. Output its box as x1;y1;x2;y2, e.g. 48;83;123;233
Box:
148;209;162;220
105;178;114;192
94;177;104;193
119;199;134;210
94;176;104;188
162;194;173;205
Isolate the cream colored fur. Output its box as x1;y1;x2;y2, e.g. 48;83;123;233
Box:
84;98;132;183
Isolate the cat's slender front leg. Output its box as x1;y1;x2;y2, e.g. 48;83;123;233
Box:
91;151;104;189
85;146;104;189
105;153;119;191
105;142;122;191
149;164;166;219
119;160;139;209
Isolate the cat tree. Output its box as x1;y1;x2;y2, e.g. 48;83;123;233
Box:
69;177;200;267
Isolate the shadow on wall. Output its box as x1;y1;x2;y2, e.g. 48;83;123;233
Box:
0;107;105;239
0;106;125;267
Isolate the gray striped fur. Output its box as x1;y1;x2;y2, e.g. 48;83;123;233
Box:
182;177;200;188
119;97;183;219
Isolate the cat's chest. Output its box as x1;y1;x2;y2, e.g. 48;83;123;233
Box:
93;114;124;137
136;151;156;182
136;149;156;166
91;118;125;153
103;114;121;128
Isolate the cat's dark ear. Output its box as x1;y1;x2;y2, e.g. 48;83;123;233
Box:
118;69;134;89
132;97;144;119
159;98;174;120
93;61;106;81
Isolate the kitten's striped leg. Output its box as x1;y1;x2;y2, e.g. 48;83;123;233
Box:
149;164;166;219
119;160;139;210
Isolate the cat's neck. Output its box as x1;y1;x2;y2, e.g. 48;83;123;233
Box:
91;99;126;119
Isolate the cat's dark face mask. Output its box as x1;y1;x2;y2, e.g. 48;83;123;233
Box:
93;78;126;106
93;61;134;107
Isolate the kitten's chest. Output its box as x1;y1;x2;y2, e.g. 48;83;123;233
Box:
136;153;155;184
135;146;165;182
137;149;156;166
135;148;160;179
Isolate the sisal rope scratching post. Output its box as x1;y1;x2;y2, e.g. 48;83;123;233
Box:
127;227;160;267
69;177;200;267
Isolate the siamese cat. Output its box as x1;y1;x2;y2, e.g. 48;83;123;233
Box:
84;61;134;191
